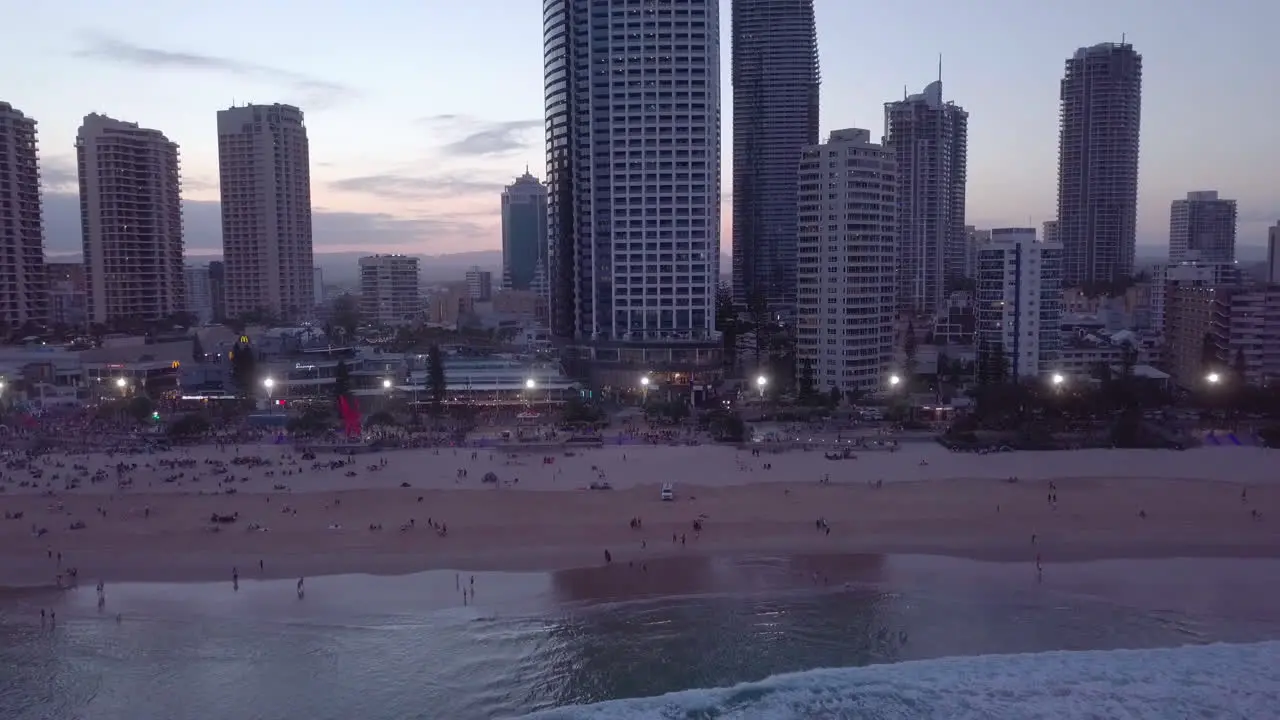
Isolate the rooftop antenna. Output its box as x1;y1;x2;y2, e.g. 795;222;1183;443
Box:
938;53;943;84
1121;32;1126;45
903;85;907;100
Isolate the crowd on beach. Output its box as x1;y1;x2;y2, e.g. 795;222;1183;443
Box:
3;401;1277;631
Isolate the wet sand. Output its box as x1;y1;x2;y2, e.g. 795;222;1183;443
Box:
1;442;1277;587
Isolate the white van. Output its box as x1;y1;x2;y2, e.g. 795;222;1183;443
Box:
660;483;675;501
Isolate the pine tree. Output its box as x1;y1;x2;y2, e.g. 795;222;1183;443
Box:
229;342;257;398
427;345;446;414
333;359;351;399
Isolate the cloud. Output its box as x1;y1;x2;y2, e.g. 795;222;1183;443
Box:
40;156;79;192
330;173;505;201
74;34;355;109
1238;207;1279;224
39;192;493;258
443;120;542;156
41;155;219;195
420;114;542;157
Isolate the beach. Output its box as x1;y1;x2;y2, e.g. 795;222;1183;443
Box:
2;441;1277;588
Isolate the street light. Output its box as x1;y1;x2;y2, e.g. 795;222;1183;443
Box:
1051;373;1065;387
263;377;275;408
755;374;767;400
114;377;128;398
382;378;393;390
640;375;651;404
1206;372;1221;385
525;378;537;390
888;374;902;388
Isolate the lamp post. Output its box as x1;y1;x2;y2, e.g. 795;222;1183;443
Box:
263;377;275;411
1051;373;1065;388
755;374;767;401
1206;372;1221;385
640;375;651;405
115;376;128;398
888;374;901;390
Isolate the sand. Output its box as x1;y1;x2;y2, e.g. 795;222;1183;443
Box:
1;442;1277;587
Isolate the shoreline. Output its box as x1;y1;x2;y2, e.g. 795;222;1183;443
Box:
7;543;1280;592
2;475;1277;588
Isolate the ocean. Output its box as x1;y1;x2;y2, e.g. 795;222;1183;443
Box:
2;555;1278;719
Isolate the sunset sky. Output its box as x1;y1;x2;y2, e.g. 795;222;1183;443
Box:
7;0;1278;260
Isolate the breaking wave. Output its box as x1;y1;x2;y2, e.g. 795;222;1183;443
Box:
525;641;1280;720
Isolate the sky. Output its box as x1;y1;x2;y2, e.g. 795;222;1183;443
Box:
6;0;1279;262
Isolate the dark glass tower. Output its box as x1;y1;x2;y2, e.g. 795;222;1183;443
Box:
731;0;820;320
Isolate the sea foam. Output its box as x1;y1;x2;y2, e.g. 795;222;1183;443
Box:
524;641;1280;720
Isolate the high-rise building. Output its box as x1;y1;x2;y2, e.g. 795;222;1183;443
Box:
1166;285;1280;388
217;103;314;321
543;0;723;381
975;228;1063;379
0;102;47;333
1268;222;1280;285
1150;261;1239;339
963;226;991;280
77;113;184;325
1042;220;1059;246
207;260;226;322
795;128;897;395
1169;190;1237;264
465;266;492;302
359;254;421;326
46;262;87;328
884;81;969;315
1056;42;1143;287
731;0;819;319
185;265;214;324
501;170;548;292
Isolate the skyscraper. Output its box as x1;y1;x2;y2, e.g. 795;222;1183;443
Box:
731;0;820;319
1169;191;1237;264
963;226;991;281
0;101;47;332
76;113;184;325
1268;222;1280;285
501;170;548;292
1056;42;1143;287
884;80;968;315
1042;220;1060;246
543;0;722;378
217;103;314;321
358;254;421;326
975;229;1063;379
185;264;214;324
795;129;897;395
